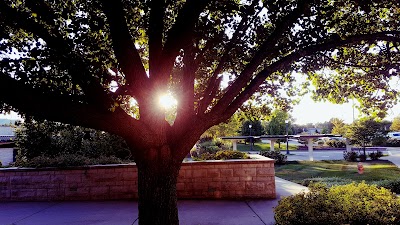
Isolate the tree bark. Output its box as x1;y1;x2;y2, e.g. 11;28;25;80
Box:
135;147;182;225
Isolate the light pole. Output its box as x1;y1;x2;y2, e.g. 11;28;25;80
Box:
249;124;253;151
285;120;289;155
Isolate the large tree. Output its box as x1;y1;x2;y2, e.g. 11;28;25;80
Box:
347;117;386;156
0;0;399;224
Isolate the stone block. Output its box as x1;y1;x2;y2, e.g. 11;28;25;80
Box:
206;169;220;178
90;186;109;195
192;169;207;178
235;168;256;177
220;169;233;177
256;168;274;176
65;175;82;183
176;183;185;191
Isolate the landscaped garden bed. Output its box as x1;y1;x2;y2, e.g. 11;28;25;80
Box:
275;160;400;194
0;154;275;201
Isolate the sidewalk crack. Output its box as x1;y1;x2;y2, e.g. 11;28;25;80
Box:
10;202;61;225
245;201;267;225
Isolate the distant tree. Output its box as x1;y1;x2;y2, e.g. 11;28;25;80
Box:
316;121;334;134
347;118;386;156
266;110;290;148
331;118;348;136
241;120;264;136
390;116;400;131
291;124;307;134
204;113;242;138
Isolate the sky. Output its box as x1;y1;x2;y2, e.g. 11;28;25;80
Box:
291;94;400;125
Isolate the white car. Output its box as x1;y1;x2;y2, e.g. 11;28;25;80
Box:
387;132;400;140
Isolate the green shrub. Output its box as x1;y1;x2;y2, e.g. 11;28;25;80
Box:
359;153;367;161
15;119;132;166
343;151;358;162
301;177;353;187
372;136;387;146
190;147;198;158
197;141;220;155
274;182;400;225
369;150;383;160
386;138;400;147
260;150;287;165
14;154;123;168
326;140;346;148
214;150;249;160
193;150;249;161
198;152;216;160
372;179;400;194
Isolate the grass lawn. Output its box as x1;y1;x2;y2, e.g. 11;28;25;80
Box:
236;142;298;152
275;160;400;187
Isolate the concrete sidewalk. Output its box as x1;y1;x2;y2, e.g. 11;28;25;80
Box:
0;177;308;225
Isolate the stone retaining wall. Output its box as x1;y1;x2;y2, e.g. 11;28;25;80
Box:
0;155;275;201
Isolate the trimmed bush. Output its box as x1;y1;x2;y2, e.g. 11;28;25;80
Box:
343;151;358;162
15;119;132;163
326;140;346;148
369;150;383;160
386;138;400;147
214;150;249;160
372;179;400;194
260;150;287;165
14;154;123;168
193;150;249;161
301;177;353;187
274;182;400;225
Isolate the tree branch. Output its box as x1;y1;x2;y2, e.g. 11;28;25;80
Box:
100;0;149;102
316;53;399;68
210;32;400;124
0;73;132;135
154;0;212;86
148;0;166;78
198;0;261;114
0;2;113;109
209;0;308;115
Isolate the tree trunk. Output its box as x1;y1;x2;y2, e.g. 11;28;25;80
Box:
136;150;182;225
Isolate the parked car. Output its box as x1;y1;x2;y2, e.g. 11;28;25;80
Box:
387;132;400;140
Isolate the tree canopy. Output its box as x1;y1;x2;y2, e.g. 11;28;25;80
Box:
391;115;400;131
0;0;399;224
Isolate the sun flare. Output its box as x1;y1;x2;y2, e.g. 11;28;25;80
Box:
159;94;178;109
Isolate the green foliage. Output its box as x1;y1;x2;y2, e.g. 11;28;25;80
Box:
347;118;386;147
274;182;400;225
326;139;346;148
301;177;354;187
343;151;358;162
14;154;123;168
196;138;230;155
260;150;287;165
15;119;132;166
369;151;383;160
373;179;400;194
266;110;290;136
203;113;242;138
371;135;387;146
214;150;249;160
194;150;249;161
275;160;400;186
241;120;264;136
331;118;348;136
390;116;400;131
386;138;400;147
